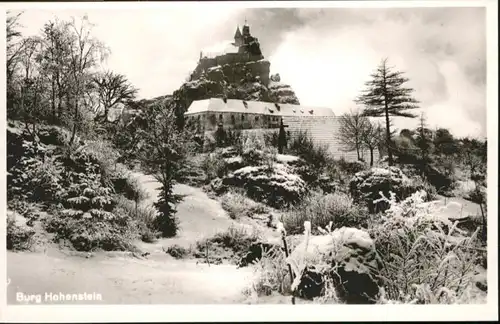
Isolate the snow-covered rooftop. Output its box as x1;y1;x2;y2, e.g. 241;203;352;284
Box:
185;98;336;117
201;41;239;59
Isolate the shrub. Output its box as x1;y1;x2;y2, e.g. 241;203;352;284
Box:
336;158;366;175
203;133;217;153
225;129;243;148
195;226;260;264
165;244;190;259
223;164;307;208
45;209;136;252
245;248;292;297
44;149;138;251
113;196;160;242
370;191;482;304
402;176;438;201
36;124;70;146
82;139;122;187
241;130;268;166
263;130;279;149
283;191;369;235
220;189;268;219
201;151;228;182
7;217;36;251
288;130;329;170
209;226;259;252
111;174;149;203
8;140;64;204
349;166;410;213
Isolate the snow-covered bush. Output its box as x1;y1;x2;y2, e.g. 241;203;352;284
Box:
369;190;482;304
349;166;429;213
7;217;36;251
283;191;369;235
223;163;307;208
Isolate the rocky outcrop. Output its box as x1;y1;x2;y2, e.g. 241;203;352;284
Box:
289;227;383;303
222;163;307;208
349;167;410;213
268;81;300;105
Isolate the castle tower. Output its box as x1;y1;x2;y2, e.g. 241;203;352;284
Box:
233;26;243;47
242;19;250;36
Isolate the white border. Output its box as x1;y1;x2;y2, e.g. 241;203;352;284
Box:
1;1;498;322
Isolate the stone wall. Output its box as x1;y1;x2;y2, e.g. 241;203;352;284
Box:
192;53;266;82
281;116;380;162
197;114;381;162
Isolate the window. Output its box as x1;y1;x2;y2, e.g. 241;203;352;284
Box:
219;114;223;121
241;114;245;121
255;116;259;122
231;115;236;124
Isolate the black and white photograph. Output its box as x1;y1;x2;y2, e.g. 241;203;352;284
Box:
2;0;498;322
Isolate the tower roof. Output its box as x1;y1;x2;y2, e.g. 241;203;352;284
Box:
234;26;242;39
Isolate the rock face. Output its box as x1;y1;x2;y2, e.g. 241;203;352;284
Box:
222;163;307;208
349;166;410;213
121;25;301;129
168;26;300;122
289;227;383;303
268;80;300;105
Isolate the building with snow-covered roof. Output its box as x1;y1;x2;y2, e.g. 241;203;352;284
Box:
184;98;379;161
185;98;335;130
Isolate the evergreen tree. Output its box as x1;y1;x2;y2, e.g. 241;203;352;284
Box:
415;113;434;175
137;101;194;237
214;122;227;148
356;58;420;166
278;118;287;154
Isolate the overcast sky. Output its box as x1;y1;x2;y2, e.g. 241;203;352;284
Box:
12;4;487;138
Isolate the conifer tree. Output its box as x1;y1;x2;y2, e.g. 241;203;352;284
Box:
356;58;420;166
415;112;434;175
278;118;287;154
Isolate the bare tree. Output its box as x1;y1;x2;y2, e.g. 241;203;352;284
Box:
356;58;420;166
93;70;138;122
39;19;74;123
15;36;50;137
6;11;25;81
66;15;109;145
360;119;384;167
337;110;368;161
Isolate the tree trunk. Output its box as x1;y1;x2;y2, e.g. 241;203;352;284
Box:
68;99;79;146
384;103;393;166
356;142;360;161
479;202;486;243
369;147;374;167
51;76;57;123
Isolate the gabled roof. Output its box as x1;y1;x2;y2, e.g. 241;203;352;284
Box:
185;98;336;117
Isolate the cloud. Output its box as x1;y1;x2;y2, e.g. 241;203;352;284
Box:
264;7;486;138
14;6;486;138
